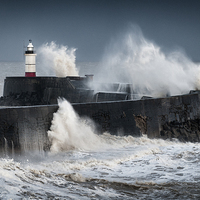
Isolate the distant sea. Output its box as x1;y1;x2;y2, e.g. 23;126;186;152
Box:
0;62;200;199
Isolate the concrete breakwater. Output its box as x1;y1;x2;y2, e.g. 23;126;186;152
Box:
0;91;200;155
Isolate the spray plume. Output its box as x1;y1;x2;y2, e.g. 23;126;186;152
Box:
48;98;102;153
48;98;140;153
38;42;79;77
96;26;200;97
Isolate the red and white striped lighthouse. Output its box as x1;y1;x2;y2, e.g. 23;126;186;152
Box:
25;40;36;77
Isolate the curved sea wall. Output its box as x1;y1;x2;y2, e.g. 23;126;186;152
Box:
0;91;200;155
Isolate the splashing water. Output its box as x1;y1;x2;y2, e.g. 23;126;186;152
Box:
48;98;101;152
48;98;147;153
96;26;200;97
38;42;79;77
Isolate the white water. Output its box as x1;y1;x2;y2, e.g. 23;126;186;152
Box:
0;133;200;199
96;26;200;97
48;98;101;152
43;98;200;199
37;41;79;77
48;98;140;153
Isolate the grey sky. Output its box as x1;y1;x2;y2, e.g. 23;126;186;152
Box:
0;0;200;62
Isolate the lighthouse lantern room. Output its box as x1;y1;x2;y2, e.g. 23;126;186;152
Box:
25;40;36;77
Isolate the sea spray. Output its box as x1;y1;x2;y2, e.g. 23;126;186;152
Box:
48;98;161;153
37;42;78;77
96;26;200;97
48;98;103;153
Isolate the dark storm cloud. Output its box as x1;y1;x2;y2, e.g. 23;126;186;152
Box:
0;0;200;61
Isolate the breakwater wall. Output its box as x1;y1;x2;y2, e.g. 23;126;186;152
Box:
1;92;200;155
2;77;93;105
76;92;200;142
0;105;58;156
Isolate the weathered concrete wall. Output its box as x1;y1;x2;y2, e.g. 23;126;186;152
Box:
74;93;200;142
2;77;93;105
0;101;142;155
0;105;58;156
0;92;200;155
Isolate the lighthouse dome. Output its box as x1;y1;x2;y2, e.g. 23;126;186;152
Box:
27;40;34;51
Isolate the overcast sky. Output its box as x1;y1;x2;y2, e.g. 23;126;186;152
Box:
0;0;200;62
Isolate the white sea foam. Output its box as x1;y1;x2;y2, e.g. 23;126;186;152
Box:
48;98;103;153
46;101;111;153
46;97;200;192
0;134;200;199
48;98;182;154
48;98;172;153
96;26;200;97
37;42;78;77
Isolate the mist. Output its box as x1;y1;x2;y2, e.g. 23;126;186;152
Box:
37;42;79;77
95;26;200;97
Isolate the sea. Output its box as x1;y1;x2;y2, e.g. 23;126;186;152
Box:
0;61;200;199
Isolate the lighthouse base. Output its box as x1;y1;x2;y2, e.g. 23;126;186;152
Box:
25;72;36;77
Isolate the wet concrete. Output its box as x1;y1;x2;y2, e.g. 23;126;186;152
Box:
0;92;200;155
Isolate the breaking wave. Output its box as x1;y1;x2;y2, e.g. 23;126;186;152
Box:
47;98;180;154
48;98;101;152
47;98;136;153
96;25;200;97
38;42;78;77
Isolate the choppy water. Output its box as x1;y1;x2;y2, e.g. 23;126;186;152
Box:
0;61;200;199
1;137;200;199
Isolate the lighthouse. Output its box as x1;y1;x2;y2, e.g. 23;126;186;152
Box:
25;40;36;77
